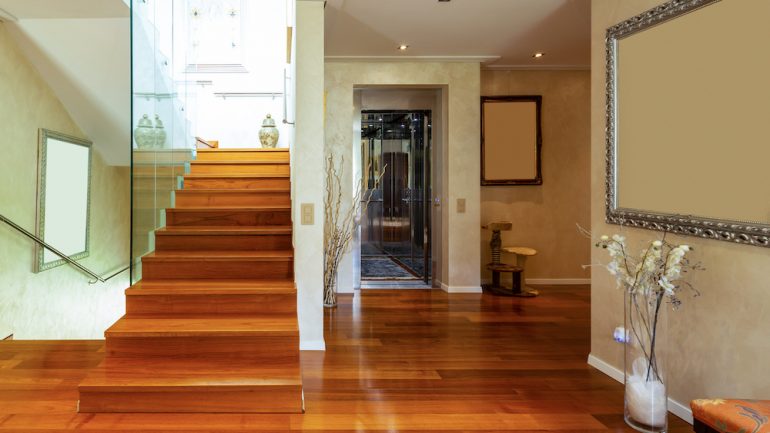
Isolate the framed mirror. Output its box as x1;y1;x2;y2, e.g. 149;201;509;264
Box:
606;0;770;247
481;96;542;185
35;129;93;272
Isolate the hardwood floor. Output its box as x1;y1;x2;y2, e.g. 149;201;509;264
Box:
0;286;692;431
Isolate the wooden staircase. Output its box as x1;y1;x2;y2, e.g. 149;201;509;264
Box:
78;148;303;413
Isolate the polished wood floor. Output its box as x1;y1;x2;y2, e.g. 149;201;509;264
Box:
0;286;692;431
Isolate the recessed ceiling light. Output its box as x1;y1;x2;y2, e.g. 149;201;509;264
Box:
398;44;409;51
532;52;545;58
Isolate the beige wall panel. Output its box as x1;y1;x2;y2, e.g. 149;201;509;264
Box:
481;70;591;281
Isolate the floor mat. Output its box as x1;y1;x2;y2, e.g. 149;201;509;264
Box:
361;257;416;280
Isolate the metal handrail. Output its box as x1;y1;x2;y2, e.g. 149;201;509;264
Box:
0;213;129;284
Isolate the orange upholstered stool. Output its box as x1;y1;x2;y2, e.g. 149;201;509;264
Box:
691;399;770;433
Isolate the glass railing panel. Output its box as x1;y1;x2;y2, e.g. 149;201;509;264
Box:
130;0;289;283
130;0;194;284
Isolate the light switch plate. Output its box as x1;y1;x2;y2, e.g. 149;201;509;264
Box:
457;198;466;213
301;203;314;225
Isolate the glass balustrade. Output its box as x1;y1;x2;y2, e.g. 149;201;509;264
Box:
130;0;291;283
130;0;197;283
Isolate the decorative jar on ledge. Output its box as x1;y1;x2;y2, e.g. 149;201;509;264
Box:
134;114;154;149
154;115;167;149
259;114;279;148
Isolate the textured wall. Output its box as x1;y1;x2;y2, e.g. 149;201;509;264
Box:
591;0;770;410
0;23;129;339
324;62;481;292
481;70;591;282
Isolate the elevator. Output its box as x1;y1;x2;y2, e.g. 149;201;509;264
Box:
360;110;431;284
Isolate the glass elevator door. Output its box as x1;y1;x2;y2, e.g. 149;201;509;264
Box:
361;111;431;284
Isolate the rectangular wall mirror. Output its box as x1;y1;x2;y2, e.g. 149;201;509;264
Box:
606;0;770;247
481;96;542;185
35;129;93;272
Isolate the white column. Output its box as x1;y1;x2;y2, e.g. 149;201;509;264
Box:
292;0;325;351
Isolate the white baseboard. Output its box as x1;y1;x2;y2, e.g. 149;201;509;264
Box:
481;278;591;286
440;283;482;293
527;278;591;285
300;339;326;351
587;354;693;424
337;286;355;294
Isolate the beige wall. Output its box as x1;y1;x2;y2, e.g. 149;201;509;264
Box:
292;0;326;350
0;23;129;339
481;70;591;282
591;0;770;415
325;62;481;292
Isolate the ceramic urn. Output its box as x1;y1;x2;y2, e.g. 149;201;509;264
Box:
134;114;155;149
154;115;167;149
259;114;279;148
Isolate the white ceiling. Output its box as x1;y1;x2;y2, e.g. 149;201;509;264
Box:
0;0;128;19
324;0;590;68
1;0;130;165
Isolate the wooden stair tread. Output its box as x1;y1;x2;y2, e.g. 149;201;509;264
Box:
127;279;295;295
156;226;292;235
144;250;293;259
191;160;289;165
196;148;288;152
131;279;295;289
176;188;290;193
184;173;290;178
106;317;298;337
167;205;290;211
80;360;300;390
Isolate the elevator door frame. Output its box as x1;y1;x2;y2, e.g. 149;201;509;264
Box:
361;109;432;285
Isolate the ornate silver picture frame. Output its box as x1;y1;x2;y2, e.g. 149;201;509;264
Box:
35;129;93;272
605;0;770;248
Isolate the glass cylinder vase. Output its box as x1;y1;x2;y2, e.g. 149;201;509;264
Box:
323;274;337;308
624;290;668;433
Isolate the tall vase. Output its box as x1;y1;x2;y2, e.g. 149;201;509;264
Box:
625;291;668;433
323;269;337;308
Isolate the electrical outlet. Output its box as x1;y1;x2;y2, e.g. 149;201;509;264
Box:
457;198;466;213
613;326;629;343
301;203;314;225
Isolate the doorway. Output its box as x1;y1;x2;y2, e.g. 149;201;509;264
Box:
360;110;431;285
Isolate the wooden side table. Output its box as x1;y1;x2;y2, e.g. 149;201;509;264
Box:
502;247;539;297
484;263;537;297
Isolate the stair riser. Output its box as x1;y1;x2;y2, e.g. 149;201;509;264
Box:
79;386;303;413
166;209;292;227
133;165;187;177
133;150;194;164
141;259;294;280
155;233;292;251
174;191;291;207
196;151;289;162
134;176;179;190
190;163;289;176
106;335;299;362
133;191;173;209
126;293;297;316
183;177;290;190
